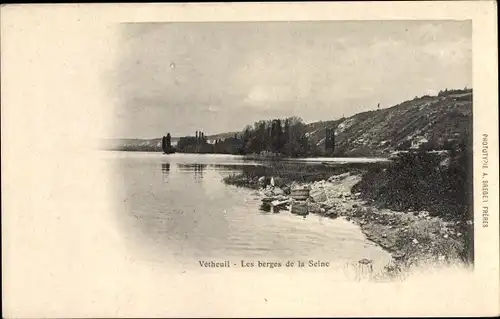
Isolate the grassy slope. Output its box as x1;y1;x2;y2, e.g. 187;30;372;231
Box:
305;90;472;156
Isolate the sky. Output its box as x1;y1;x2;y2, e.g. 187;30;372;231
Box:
109;20;471;138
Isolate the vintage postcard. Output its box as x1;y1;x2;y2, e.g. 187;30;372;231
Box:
1;2;498;317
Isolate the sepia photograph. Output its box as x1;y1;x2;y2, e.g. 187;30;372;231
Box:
2;2;498;318
102;20;474;278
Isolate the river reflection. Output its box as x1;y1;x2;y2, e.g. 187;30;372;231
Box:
177;163;207;181
112;152;392;270
161;162;264;183
161;163;171;173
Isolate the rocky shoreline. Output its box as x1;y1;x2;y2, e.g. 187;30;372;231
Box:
230;171;469;278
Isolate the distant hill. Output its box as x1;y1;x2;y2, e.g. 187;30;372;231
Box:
101;137;179;152
207;131;240;141
102;89;472;155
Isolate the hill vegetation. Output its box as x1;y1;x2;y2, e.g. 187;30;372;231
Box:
304;88;472;156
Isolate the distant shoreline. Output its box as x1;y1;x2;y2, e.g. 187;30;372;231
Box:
100;149;393;163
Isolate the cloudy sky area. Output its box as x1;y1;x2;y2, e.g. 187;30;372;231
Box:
110;20;471;138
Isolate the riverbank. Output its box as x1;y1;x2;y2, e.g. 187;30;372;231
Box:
307;173;467;275
224;165;471;279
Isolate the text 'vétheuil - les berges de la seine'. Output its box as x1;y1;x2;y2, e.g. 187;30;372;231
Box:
198;260;331;268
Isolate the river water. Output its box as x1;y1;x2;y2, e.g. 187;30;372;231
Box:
108;152;391;272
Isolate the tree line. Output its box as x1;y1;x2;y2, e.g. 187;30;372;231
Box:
173;117;335;157
239;117;310;156
438;87;472;97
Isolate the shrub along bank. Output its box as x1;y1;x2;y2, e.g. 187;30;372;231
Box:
351;142;473;263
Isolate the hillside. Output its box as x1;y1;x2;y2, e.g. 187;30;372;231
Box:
305;89;472;156
103;89;472;155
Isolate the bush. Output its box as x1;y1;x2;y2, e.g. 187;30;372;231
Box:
354;143;472;223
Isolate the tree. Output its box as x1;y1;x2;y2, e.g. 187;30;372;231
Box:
275;119;284;153
242;125;252;152
325;128;331;150
162;136;167;152
327;128;335;153
331;129;335;153
254;121;267;153
283;117;308;157
267;126;272;150
270;119;283;153
283;119;291;156
325;128;335;154
166;133;172;148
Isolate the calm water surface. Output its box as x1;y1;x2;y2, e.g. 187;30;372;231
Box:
109;152;391;270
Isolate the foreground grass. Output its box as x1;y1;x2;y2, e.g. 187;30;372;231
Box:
223;161;384;189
